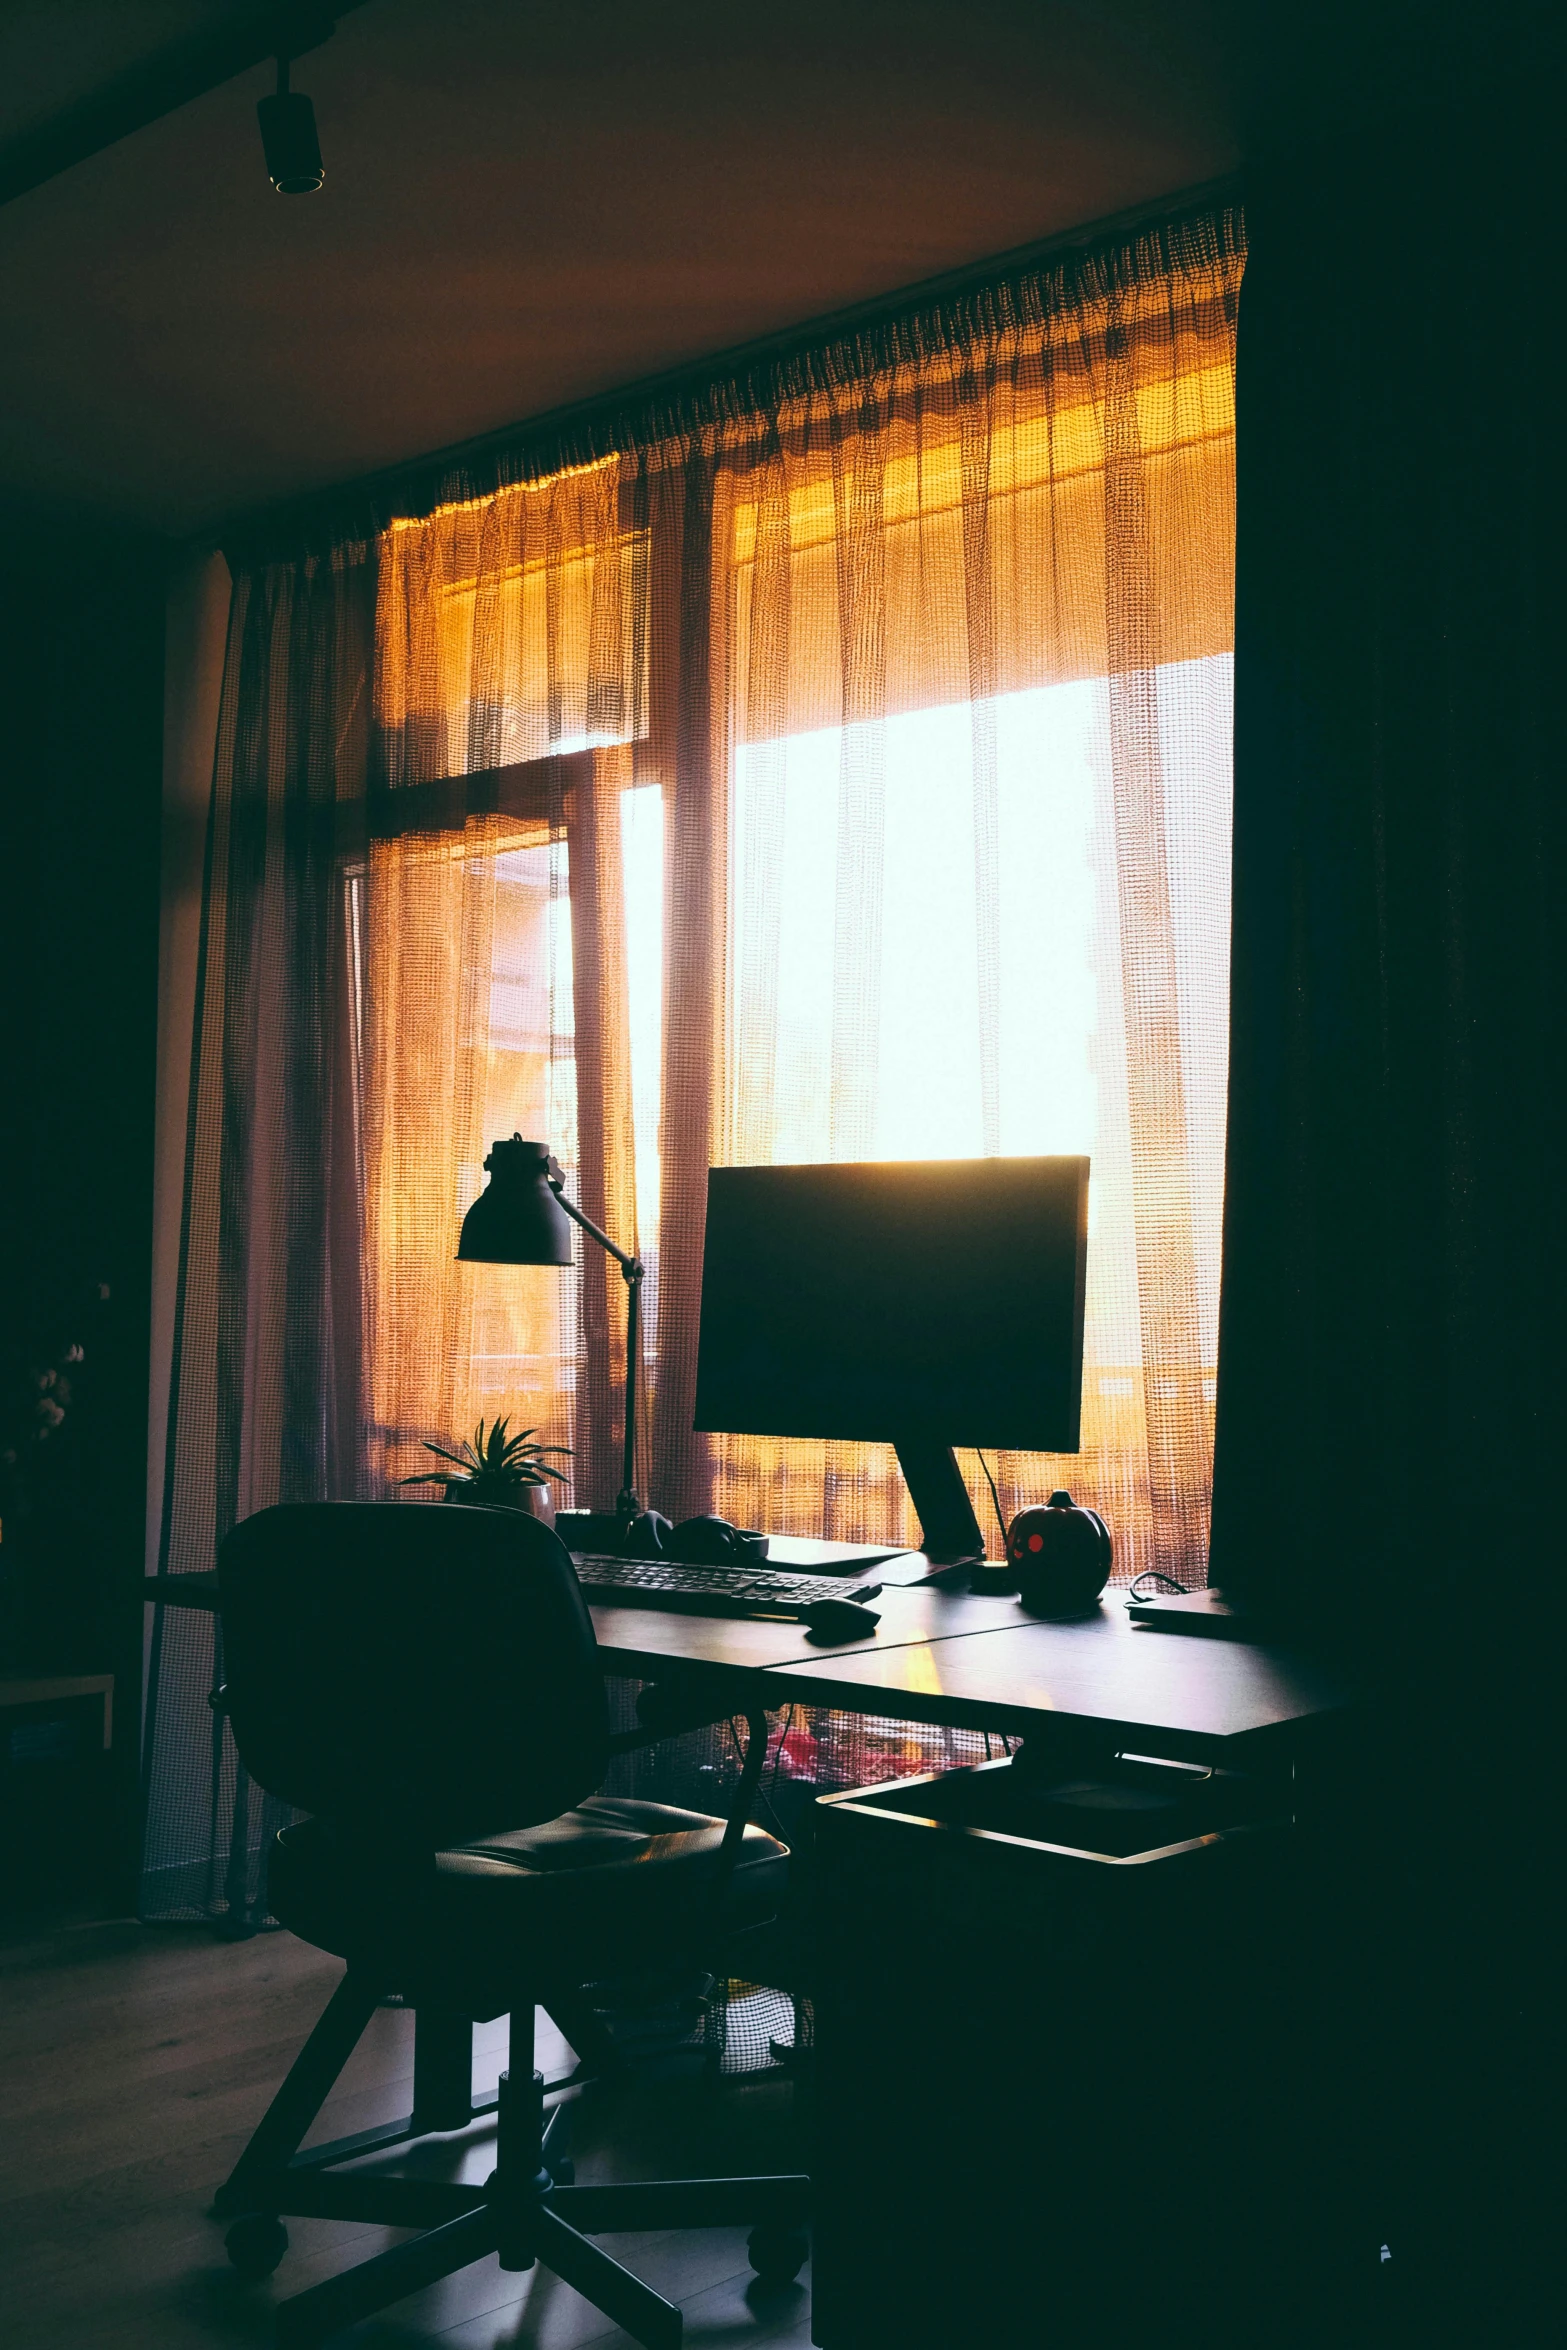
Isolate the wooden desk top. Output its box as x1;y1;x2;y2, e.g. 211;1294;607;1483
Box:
584;1579;1025;1681
144;1571;222;1609
0;1673;115;1748
141;1566;1018;1672
145;1567;1349;1758
768;1598;1351;1759
587;1580;1349;1757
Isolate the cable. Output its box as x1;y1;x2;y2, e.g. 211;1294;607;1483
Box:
724;1713;787;1841
1126;1569;1191;1605
974;1450;1009;1553
767;1705;798;1816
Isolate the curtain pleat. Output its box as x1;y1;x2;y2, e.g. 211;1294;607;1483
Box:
647;451;725;1524
1101;289;1209;1578
567;745;641;1509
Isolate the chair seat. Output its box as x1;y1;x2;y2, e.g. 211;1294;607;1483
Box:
270;1795;789;2004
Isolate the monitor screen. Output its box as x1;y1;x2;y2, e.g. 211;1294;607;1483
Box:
693;1156;1088;1454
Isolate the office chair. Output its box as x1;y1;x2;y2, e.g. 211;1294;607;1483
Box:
208;1500;808;2349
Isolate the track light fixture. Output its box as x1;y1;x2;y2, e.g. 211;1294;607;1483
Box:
256;55;324;194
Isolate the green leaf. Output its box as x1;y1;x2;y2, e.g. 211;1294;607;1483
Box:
420;1440;472;1468
408;1417;574;1498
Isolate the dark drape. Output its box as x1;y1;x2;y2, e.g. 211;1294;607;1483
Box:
1213;100;1560;2334
1214;115;1563;1647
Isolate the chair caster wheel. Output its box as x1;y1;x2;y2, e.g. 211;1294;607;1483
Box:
747;2223;808;2283
225;2212;288;2277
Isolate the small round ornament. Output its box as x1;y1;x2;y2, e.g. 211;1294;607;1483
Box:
1007;1489;1113;1618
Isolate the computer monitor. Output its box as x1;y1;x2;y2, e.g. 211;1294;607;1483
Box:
693;1155;1089;1562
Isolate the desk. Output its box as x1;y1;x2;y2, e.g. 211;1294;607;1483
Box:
144;1565;1353;2343
145;1567;1348;1761
0;1672;115;1750
1;1674;117;1914
768;1588;1349;1763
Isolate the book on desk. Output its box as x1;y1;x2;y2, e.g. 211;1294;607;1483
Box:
1123;1586;1254;1638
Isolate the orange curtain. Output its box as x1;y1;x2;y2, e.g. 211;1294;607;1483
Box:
364;461;647;1504
362;210;1242;1583
693;218;1242;1579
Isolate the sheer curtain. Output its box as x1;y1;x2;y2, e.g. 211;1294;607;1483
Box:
141;205;1242;1920
366;460;648;1510
363;218;1241;1582
699;233;1240;1574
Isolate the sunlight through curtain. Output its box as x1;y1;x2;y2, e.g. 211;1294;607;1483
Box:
361;214;1242;1585
365;462;649;1510
141;204;1242;1922
690;227;1242;1578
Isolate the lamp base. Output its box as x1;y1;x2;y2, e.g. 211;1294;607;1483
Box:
554;1509;631;1554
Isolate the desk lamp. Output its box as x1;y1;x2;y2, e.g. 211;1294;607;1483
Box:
457;1136;644;1523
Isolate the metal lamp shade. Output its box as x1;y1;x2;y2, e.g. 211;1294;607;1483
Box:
456;1138;575;1265
256;90;325;194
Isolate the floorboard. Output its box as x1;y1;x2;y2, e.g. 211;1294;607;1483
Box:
0;1911;813;2350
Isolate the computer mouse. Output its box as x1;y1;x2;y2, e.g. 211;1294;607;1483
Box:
800;1598;881;1644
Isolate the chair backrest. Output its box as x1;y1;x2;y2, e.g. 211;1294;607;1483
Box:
218;1501;609;1848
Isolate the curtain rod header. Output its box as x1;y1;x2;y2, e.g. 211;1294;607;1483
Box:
219;173;1241;572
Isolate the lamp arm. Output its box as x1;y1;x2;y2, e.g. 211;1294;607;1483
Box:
545;1159;643;1281
545;1158;644;1516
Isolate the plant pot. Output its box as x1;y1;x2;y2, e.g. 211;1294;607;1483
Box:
442;1483;556;1530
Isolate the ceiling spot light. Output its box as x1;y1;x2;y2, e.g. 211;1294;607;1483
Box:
257;56;324;194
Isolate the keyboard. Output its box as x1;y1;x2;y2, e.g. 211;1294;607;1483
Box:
570;1553;885;1618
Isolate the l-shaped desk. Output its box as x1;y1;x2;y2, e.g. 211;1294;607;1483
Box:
145;1543;1350;1769
144;1548;1353;2349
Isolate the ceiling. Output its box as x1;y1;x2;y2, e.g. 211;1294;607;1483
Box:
0;0;1536;538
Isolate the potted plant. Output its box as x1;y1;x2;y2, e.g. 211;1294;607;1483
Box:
398;1416;571;1526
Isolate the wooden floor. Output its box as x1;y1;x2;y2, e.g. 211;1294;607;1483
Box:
0;1908;814;2350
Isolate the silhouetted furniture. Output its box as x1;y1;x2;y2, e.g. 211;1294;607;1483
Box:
146;1559;1351;1762
210;1501;807;2350
0;1674;115;1914
812;1745;1367;2350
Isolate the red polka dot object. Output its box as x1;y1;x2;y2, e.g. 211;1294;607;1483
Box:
1004;1492;1113;1618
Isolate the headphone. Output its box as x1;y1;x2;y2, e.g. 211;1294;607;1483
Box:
623;1510;769;1566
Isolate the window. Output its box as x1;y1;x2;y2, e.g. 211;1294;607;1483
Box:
359;226;1242;1584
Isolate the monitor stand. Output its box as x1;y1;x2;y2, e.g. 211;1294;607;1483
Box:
894;1437;986;1564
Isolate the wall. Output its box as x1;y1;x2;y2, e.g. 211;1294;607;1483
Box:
0;510;166;1905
